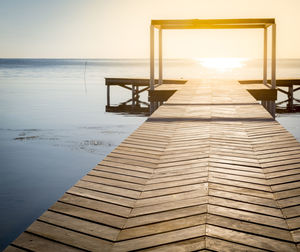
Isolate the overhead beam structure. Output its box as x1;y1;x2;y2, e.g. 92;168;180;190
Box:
149;18;276;114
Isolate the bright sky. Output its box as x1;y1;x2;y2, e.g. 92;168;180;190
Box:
1;0;300;59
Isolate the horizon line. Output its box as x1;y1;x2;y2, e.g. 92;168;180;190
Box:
1;57;300;60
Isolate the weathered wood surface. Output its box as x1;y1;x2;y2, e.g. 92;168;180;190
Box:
6;79;300;251
105;78;187;86
239;79;300;87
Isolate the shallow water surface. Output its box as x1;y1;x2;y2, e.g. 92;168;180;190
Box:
0;58;299;249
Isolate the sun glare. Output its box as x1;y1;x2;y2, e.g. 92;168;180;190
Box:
195;57;248;72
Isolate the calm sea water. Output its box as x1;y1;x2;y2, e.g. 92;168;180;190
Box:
0;58;299;249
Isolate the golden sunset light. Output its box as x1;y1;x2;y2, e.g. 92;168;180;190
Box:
1;1;300;251
195;57;248;72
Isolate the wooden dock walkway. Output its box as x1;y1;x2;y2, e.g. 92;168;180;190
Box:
6;79;300;251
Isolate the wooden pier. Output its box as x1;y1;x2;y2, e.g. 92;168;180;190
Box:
105;78;186;114
6;79;300;251
275;79;300;112
106;78;299;115
240;79;300;113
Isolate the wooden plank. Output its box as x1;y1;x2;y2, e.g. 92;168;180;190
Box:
265;167;300;178
144;176;208;191
82;174;144;191
39;211;120;241
209;167;265;178
209;182;274;199
209;196;283;217
291;229;300;243
271;181;300;192
158;153;209;163
3;245;27;252
209;157;260;167
275;188;300;200
112;225;205;251
3;246;30;252
117;214;206;240
206;225;297;251
11;232;82;252
149;169;208;181
209;162;263;173
113;146;162;156
140;183;207;198
130;196;207;216
102;156;157;169
27;221;113;251
268;174;300;185
207;214;293;242
74;180;140;199
278;196;300;208
210;153;260;163
259;153;300;163
262;158;300;168
88;169;147;185
209;189;277;207
59;193;131;217
206;236;266;252
208;205;288;229
209;172;267;185
208;177;271;192
49;202;126;228
286;217;300;229
98;161;154;175
68;186;136;208
112;147;160;159
108;152;160;164
157;157;209;168
154;160;209;174
140;237;205;251
135;189;208;207
125;205;207;228
282;205;300;218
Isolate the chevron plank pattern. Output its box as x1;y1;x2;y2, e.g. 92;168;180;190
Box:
6;80;300;251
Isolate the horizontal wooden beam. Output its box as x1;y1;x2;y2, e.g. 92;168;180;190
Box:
106;105;149;113
157;24;267;29
105;78;187;86
239;79;300;87
151;18;275;26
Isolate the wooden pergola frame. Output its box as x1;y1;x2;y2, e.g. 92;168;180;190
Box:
150;18;276;90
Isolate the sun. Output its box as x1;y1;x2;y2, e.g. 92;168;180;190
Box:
195;57;249;72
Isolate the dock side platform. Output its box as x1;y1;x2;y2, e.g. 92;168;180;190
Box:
5;79;300;251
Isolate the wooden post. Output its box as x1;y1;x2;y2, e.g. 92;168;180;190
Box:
107;84;110;107
159;27;163;85
263;27;267;86
288;85;294;111
136;85;139;106
270;23;276;118
150;25;155;91
150;25;155;114
132;85;135;107
271;24;276;89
